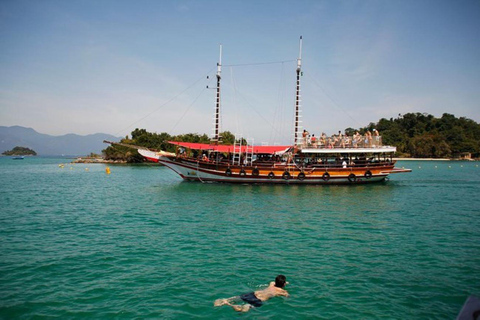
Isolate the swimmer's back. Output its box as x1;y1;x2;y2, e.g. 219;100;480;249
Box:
254;282;289;301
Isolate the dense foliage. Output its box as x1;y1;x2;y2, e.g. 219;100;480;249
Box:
104;113;480;162
103;129;237;162
359;113;480;158
2;146;37;156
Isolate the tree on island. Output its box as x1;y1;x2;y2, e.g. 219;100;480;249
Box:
103;113;480;162
356;113;480;158
103;129;241;163
2;146;37;156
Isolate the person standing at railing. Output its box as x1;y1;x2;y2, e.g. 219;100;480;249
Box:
339;134;345;148
311;134;317;147
321;132;327;148
344;134;351;148
329;136;335;149
353;132;361;148
337;131;343;148
373;129;380;147
302;129;309;148
365;131;372;147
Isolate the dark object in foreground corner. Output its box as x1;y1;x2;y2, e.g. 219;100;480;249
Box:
457;295;480;320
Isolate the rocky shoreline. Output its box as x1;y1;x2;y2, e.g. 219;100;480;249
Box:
71;157;127;164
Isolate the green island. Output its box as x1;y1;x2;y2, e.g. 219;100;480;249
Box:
355;112;480;159
102;113;480;163
102;129;238;163
2;146;37;156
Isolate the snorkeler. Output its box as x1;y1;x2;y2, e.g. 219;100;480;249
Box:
214;275;289;312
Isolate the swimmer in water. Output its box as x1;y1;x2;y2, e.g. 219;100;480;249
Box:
214;275;289;312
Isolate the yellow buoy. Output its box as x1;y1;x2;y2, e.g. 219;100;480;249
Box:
106;167;111;174
85;168;89;172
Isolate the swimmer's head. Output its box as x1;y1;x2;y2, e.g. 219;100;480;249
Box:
275;275;287;288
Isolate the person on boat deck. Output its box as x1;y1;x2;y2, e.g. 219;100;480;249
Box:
178;147;186;157
311;134;317;147
302;129;309;147
344;134;351;148
353;131;361;148
373;129;380;146
368;130;373;147
329;137;335;149
214;275;289;313
320;132;327;147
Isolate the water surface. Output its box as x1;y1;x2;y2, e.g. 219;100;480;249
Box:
1;158;479;319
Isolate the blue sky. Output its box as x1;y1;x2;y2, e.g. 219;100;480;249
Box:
1;0;479;144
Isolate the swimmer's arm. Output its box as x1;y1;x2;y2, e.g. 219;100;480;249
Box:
277;289;289;297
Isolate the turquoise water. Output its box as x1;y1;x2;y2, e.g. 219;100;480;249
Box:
1;158;479;319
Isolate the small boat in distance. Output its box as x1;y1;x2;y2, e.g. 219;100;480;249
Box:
12;156;25;160
137;37;411;184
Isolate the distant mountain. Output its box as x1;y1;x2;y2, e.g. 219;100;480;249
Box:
0;126;121;156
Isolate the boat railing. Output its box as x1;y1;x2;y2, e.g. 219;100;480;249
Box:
186;154;394;169
296;135;383;149
304;160;393;168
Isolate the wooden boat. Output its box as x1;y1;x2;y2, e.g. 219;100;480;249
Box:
138;37;411;184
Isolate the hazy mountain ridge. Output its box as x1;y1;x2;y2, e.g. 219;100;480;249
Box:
0;126;121;156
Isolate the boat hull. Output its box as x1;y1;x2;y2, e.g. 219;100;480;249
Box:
157;156;395;185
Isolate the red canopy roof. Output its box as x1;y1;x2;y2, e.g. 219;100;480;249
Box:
168;141;291;154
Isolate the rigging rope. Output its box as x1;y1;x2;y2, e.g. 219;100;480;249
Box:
229;86;291;143
305;73;363;129
230;67;240;135
270;61;287;144
169;84;209;133
114;67;216;136
114;61;295;138
223;59;296;67
222;61;294;145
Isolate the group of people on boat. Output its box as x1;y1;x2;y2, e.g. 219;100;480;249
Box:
301;129;381;149
185;146;392;170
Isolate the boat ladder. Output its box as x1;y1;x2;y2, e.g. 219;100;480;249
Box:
244;138;254;166
232;135;242;166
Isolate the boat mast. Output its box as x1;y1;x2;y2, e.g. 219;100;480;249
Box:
294;36;303;146
213;44;222;145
